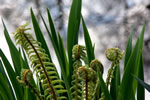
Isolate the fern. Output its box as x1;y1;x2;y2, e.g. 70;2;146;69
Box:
16;69;42;99
13;22;67;100
70;45;104;100
105;48;124;88
77;66;96;100
70;45;86;100
100;48;124;100
90;59;103;100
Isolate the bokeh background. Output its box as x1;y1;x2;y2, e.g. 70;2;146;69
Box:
0;0;150;99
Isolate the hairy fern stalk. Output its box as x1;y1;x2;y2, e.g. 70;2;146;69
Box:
13;22;67;100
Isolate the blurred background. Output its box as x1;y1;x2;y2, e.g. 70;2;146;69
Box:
0;0;150;99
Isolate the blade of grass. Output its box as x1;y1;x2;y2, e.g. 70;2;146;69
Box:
39;13;71;99
30;8;52;62
124;26;134;69
82;16;95;65
0;60;15;99
19;48;25;69
0;92;5;100
2;21;35;99
58;34;69;75
0;49;23;100
0;73;13;100
40;13;71;98
43;9;69;75
120;24;145;100
40;11;69;76
120;39;141;99
21;48;30;69
110;65;120;100
46;8;59;49
0;88;8;100
23;88;28;100
57;34;72;99
133;76;150;92
137;54;145;100
97;68;112;100
2;19;24;76
67;0;82;84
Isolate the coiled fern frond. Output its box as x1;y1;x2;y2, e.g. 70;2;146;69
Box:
105;48;124;88
90;59;103;100
13;22;67;100
16;69;42;100
77;66;96;100
70;45;86;100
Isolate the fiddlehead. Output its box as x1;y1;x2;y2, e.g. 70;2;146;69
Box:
77;66;96;100
16;69;42;100
100;48;124;100
90;59;104;100
14;22;67;100
90;59;103;75
105;48;124;88
70;45;86;100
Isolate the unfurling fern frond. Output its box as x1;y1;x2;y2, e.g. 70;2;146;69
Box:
105;48;124;88
90;59;104;100
70;45;86;100
77;66;97;100
16;69;42;100
100;48;124;100
13;22;67;100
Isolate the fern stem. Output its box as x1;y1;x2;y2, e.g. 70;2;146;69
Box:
21;29;57;100
77;67;89;100
106;62;116;88
26;82;42;100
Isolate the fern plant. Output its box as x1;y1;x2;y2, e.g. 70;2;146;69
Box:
0;0;146;100
13;22;67;100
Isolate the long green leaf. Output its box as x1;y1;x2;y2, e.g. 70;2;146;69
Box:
137;54;145;100
133;76;150;92
23;88;28;100
0;60;15;99
40;13;70;92
18;48;25;69
97;68;112;100
67;0;82;84
124;27;134;69
82;17;95;65
2;19;22;76
58;34;69;74
2;20;36;100
0;49;23;100
44;9;69;75
30;8;52;62
40;11;69;75
120;24;145;100
47;8;59;49
110;65;120;100
0;73;13;100
57;34;72;99
21;48;30;69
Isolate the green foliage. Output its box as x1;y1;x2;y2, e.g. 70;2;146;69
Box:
14;23;67;100
0;0;146;100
